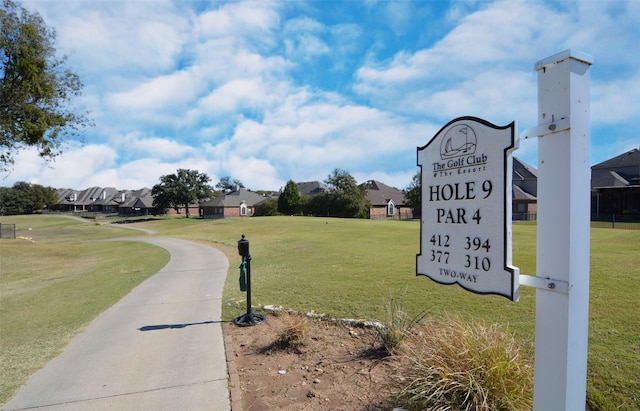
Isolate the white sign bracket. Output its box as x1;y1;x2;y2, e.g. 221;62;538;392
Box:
519;274;571;294
520;116;570;139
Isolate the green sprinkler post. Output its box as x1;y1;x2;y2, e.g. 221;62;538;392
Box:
233;234;265;327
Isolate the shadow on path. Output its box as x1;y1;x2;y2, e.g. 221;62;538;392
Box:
139;320;228;331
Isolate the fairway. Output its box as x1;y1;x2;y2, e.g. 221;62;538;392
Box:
1;215;638;410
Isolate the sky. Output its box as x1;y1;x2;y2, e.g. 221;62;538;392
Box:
3;0;639;191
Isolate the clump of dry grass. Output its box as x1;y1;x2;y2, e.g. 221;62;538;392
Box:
274;314;310;351
377;291;427;355
390;316;533;411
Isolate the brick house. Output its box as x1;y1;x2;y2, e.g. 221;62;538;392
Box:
200;188;266;219
360;180;413;220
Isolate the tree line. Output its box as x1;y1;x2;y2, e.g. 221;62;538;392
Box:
0;182;56;214
0;168;422;217
150;168;373;219
151;167;422;219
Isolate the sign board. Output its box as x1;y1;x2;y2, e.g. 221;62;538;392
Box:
416;116;519;301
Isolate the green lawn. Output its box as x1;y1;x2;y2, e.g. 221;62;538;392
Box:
1;215;638;410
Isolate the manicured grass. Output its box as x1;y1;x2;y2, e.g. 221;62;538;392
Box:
586;228;640;411
1;215;638;410
145;216;638;410
0;215;169;404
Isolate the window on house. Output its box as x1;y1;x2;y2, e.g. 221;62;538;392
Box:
240;203;247;216
387;200;395;216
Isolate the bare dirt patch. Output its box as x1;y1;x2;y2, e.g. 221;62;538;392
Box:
228;312;397;411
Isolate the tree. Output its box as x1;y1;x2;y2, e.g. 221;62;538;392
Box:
405;171;421;210
215;176;244;193
0;181;56;214
1;0;91;171
151;169;212;218
278;179;301;215
254;198;279;216
324;168;369;218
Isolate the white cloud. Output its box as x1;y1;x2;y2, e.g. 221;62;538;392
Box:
6;0;637;192
123;135;196;161
592;72;640;124
354;1;571;103
4;145;117;188
29;1;189;76
196;0;280;50
198;79;268;114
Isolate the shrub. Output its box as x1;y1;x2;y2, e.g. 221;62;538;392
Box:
390;316;533;411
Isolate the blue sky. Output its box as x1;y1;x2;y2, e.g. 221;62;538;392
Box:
4;0;639;191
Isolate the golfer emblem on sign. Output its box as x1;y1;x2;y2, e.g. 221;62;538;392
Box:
440;124;477;160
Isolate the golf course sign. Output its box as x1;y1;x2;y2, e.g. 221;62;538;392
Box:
416;116;520;301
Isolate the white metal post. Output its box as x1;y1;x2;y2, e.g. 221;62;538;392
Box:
533;50;593;411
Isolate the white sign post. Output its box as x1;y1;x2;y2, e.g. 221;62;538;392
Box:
521;49;593;411
417;117;519;301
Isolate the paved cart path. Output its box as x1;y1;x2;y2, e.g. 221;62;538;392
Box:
3;238;231;411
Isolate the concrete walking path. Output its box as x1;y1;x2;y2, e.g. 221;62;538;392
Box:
3;237;231;411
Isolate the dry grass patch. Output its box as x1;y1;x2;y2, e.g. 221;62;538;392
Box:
376;292;428;355
390;316;533;411
274;313;310;352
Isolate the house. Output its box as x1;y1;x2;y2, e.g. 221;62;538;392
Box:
200;188;266;219
54;187;119;212
512;157;538;220
117;188;157;216
54;187;158;215
360;180;413;220
591;148;640;218
88;187;120;213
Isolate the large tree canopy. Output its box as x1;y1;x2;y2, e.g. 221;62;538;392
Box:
0;181;56;214
215;176;244;194
151;169;213;218
324;168;369;218
278;179;301;215
405;171;421;210
1;0;91;171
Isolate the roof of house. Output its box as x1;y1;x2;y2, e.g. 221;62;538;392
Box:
119;188;154;208
55;187;156;208
513;185;537;201
90;187;119;205
513;157;537;180
592;169;636;188
297;181;328;196
201;188;265;207
591;148;640;188
592;148;640;170
56;187;119;205
360;180;407;206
